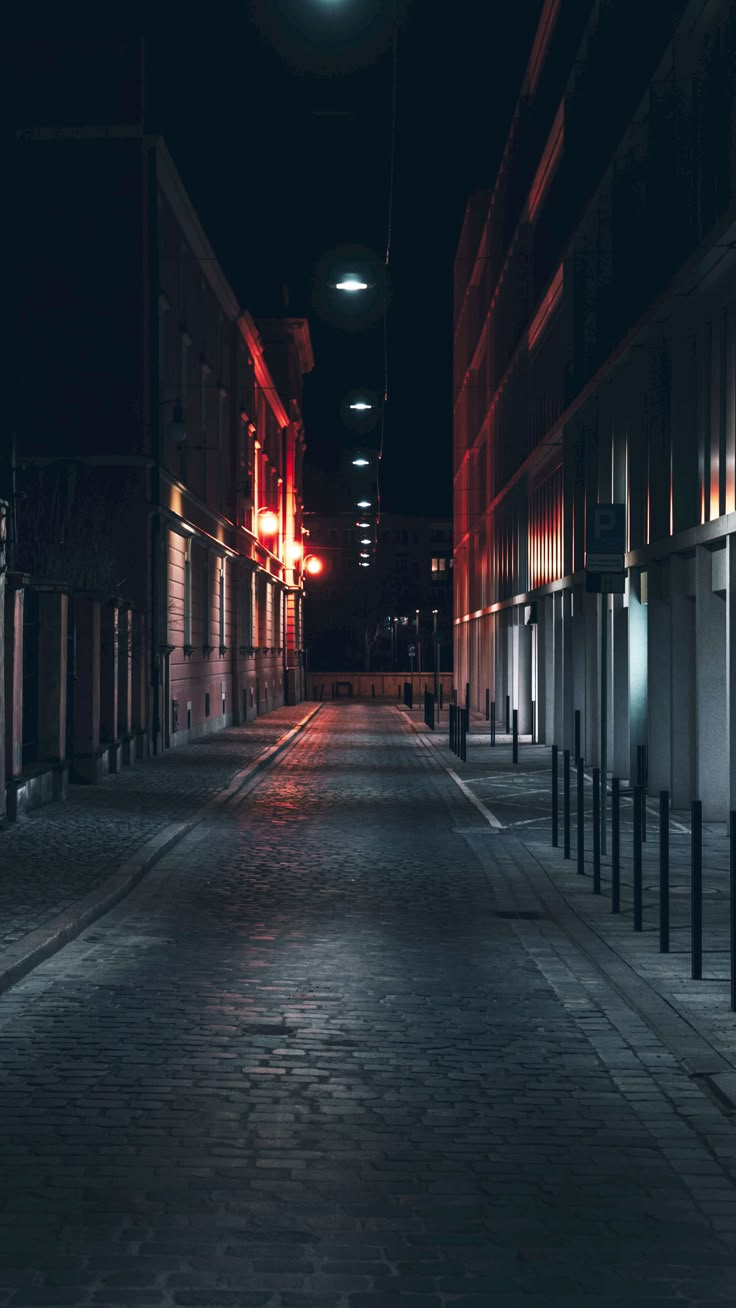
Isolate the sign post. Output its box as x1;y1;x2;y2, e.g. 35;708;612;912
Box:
586;503;626;857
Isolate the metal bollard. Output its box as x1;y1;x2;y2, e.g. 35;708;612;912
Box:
551;745;559;848
730;812;736;1013
512;709;519;764
465;682;470;713
505;694;511;734
440;685;444;709
485;688;490;721
574;709;581;765
593;767;601;893
449;703;454;754
691;799;702;980
564;749;571;859
611;777;620;913
633;786;643;931
659;790;669;954
463;708;468;762
490;701;496;747
577;758;585;876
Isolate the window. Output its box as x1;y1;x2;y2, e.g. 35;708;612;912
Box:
219;559;226;651
184;538;192;647
202;549;210;647
239;565;253;649
431;556;449;581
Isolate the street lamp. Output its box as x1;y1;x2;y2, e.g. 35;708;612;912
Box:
257;508;279;536
351;456;370;467
356;499;372;509
304;555;324;576
335;275;368;291
349;401;372;410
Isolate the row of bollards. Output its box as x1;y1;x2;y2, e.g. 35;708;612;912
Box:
550;752;736;1009
449;704;468;761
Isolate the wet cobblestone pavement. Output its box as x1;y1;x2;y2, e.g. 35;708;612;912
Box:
0;707;310;950
2;703;736;1305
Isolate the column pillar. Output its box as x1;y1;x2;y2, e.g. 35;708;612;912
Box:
36;585;68;763
118;603;134;763
562;587;574;751
517;611;533;735
670;554;695;809
646;561;671;794
572;582;586;752
584;589;599;764
71;593;101;782
727;535;736;813
695;544;727;818
628;568;648;786
100;599;119;747
612;592;629;780
4;573;27;785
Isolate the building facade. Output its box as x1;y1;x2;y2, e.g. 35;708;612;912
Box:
8;120;312;815
304;511;453;677
454;0;736;816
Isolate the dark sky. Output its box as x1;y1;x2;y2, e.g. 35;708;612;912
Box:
145;3;543;515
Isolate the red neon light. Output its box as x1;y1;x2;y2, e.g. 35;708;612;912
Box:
528;102;564;223
526;0;561;97
528;264;563;353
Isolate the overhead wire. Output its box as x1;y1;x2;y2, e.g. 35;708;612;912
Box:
376;0;399;551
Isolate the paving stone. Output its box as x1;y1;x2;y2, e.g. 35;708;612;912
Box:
0;704;735;1303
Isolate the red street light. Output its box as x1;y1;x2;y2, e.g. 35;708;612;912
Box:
258;508;279;536
304;555;324;576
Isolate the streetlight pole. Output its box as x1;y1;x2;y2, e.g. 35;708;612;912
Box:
416;609;421;675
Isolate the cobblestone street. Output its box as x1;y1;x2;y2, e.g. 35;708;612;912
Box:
3;703;736;1305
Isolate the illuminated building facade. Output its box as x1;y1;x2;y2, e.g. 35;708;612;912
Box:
9;88;312;810
454;0;736;816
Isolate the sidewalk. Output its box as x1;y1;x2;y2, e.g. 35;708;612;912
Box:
0;703;320;992
402;701;736;1109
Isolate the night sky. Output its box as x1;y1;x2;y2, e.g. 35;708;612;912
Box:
145;3;543;515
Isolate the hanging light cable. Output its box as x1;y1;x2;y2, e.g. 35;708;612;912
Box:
377;0;399;543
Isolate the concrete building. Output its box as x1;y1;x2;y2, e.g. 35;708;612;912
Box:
453;0;736;817
8;66;312;816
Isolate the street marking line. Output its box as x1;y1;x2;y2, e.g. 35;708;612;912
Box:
446;766;504;829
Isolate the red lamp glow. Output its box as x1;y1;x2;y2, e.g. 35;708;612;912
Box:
304;555;323;577
258;508;279;536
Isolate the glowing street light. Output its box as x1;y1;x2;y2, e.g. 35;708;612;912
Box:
335;275;368;291
360;537;372;545
286;540;303;564
349;401;372;411
304;555;324;576
351;455;370;467
258;508;279;536
360;551;370;559
356;519;371;528
359;561;370;567
356;499;372;509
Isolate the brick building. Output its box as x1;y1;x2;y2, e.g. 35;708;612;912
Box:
7;70;312;817
454;0;736;817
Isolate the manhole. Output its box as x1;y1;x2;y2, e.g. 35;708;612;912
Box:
492;910;546;920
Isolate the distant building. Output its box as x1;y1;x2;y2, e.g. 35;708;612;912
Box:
303;511;453;675
454;0;736;816
7;62;312;817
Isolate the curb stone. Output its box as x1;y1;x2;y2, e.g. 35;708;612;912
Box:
0;703;322;996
